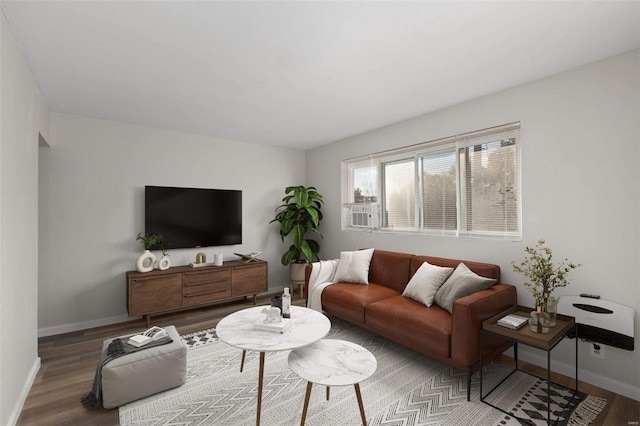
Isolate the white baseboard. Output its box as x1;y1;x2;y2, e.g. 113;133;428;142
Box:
38;313;132;338
505;346;640;402
37;289;289;338
7;357;40;426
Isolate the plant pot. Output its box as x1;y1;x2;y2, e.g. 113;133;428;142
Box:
529;307;550;333
157;255;171;271
544;297;557;327
136;250;156;273
290;262;307;283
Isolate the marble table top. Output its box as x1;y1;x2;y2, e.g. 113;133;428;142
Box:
217;305;331;352
288;339;377;386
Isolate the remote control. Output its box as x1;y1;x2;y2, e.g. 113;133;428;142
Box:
580;293;600;299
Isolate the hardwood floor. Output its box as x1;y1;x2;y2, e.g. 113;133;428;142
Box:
18;294;639;425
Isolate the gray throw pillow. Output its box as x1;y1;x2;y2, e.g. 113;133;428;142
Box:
434;263;496;313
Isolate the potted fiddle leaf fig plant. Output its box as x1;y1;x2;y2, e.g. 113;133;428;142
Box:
270;186;324;281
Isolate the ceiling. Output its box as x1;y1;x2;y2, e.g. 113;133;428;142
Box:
3;1;639;150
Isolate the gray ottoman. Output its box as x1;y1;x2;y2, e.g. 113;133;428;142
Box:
101;325;186;409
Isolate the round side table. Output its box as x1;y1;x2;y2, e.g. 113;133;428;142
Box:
217;305;331;426
288;339;377;426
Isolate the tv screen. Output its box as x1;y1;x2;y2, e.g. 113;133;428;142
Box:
145;186;242;249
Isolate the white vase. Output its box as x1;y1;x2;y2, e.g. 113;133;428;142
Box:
136;250;157;273
290;261;307;283
157;254;171;271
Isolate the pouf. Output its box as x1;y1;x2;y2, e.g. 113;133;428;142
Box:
101;325;186;409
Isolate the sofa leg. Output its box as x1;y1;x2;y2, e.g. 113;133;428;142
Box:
466;367;472;401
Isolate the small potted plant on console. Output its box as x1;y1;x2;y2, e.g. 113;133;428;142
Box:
135;232;168;272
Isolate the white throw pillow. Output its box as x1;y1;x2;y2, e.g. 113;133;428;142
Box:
402;261;454;307
333;249;375;284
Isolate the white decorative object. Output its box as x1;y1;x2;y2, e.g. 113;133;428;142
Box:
333;248;374;284
136;250;157;273
403;261;454;307
157;255;171;271
213;253;223;266
261;307;282;323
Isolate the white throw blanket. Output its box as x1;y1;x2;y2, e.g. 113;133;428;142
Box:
307;259;339;312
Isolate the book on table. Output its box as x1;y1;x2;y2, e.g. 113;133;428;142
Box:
497;314;529;330
253;318;292;333
128;326;168;347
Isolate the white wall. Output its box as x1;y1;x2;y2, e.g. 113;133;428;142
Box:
307;50;640;400
38;114;305;335
0;8;49;426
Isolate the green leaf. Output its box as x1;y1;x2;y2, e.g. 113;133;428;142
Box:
271;185;324;266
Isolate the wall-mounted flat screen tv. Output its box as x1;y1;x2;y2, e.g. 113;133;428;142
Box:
145;186;242;249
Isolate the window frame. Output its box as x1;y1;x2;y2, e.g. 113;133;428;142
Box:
342;122;522;240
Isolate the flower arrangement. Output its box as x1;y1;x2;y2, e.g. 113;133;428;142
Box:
511;239;581;305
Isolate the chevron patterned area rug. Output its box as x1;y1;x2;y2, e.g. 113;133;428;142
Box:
119;317;604;425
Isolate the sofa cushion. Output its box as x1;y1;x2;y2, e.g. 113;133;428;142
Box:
403;261;454;307
333;248;375;284
322;282;400;324
368;249;414;292
434;263;497;313
365;295;452;358
411;255;500;282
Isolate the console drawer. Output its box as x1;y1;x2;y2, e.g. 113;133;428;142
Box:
182;281;232;306
183;268;230;285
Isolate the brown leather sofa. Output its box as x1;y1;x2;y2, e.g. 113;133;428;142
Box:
305;249;517;400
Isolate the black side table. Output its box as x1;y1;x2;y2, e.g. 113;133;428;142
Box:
480;306;578;425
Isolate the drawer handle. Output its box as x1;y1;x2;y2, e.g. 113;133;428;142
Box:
185;288;229;297
184;278;229;286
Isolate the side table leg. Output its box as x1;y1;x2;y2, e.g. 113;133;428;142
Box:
300;382;313;426
479;331;484;401
257;352;265;426
575;327;579;392
354;383;367;426
240;350;246;372
547;351;551;425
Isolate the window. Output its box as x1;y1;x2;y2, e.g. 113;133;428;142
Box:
342;123;521;239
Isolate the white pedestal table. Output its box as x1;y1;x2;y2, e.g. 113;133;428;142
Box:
216;305;331;426
288;339;377;426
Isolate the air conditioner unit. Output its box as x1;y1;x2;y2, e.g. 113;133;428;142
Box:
345;204;379;229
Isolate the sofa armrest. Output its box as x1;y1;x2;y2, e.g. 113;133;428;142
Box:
304;263;313;299
450;283;517;369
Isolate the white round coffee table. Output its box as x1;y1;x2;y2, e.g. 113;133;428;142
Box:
288;339;377;426
217;305;331;426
